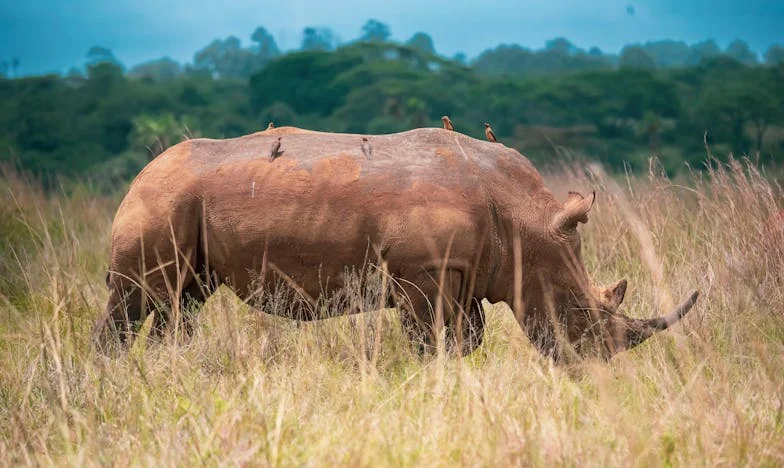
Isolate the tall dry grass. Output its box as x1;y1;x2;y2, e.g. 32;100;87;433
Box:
1;158;783;466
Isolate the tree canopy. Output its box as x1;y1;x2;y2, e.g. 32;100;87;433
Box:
1;25;783;183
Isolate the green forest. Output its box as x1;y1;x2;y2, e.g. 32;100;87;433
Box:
2;20;783;184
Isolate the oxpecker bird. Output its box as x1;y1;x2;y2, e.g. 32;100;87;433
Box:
267;122;274;130
269;137;282;161
441;116;454;131
484;123;497;143
361;137;373;160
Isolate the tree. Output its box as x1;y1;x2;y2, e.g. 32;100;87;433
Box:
194;37;235;77
545;37;577;55
86;61;124;82
257;101;297;127
249;49;362;115
725;39;758;66
699;55;745;77
696;74;780;154
527;77;604;126
129;57;182;80
610;70;681;119
301;27;338;51
66;67;83;77
473;43;610;77
764;44;784;65
636;112;662;152
360;19;391;42
64;67;85;87
472;44;533;75
588;46;603;57
250;26;281;59
642;40;689;68
193;36;259;78
406;32;435;55
86;46;121;68
618;46;656;70
745;71;783;152
405;97;429;128
687;40;720;66
85;46;125;89
130;113;190;159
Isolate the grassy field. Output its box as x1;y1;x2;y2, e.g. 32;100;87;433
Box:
1;158;783;466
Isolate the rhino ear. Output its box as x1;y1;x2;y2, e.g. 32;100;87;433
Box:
566;191;585;204
553;191;595;233
602;278;627;311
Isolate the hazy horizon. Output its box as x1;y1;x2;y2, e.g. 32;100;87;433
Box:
1;0;783;76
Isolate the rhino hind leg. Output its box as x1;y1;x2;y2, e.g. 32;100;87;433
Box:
96;227;208;350
94;282;144;351
95;270;212;351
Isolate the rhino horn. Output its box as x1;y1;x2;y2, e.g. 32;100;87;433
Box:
621;290;700;350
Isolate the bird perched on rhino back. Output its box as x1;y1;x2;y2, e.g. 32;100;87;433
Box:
361;137;373;160
441;116;454;131
267;122;275;130
269;137;282;161
484;123;497;143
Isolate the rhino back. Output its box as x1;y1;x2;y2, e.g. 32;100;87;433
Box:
186;128;532;181
119;127;549;248
181;127;543;241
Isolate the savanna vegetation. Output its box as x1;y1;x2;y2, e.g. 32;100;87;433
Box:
1;19;784;467
1;158;783;464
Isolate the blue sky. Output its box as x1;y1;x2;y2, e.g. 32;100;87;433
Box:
1;0;782;75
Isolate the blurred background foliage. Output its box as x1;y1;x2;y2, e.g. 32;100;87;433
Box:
1;21;783;186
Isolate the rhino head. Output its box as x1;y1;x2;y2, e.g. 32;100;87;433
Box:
514;191;699;361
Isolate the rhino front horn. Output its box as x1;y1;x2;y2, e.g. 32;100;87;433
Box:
625;290;700;350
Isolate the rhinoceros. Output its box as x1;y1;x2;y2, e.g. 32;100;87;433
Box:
96;127;698;360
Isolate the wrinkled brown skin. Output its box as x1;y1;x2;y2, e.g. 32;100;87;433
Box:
96;127;698;360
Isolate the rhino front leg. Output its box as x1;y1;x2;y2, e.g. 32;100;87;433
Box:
94;273;211;351
454;298;486;356
397;268;485;356
398;300;431;355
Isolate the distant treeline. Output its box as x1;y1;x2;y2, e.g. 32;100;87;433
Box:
1;21;783;184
